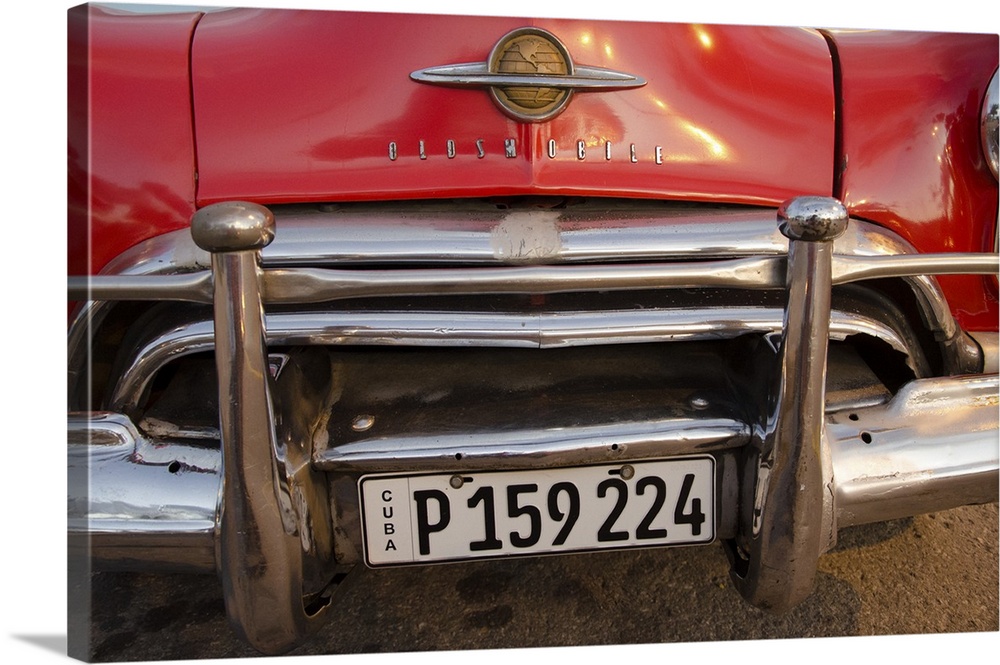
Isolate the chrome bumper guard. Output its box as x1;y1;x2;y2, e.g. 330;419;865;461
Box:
68;198;1000;654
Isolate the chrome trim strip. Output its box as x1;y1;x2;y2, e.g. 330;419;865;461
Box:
410;63;646;89
829;374;1000;528
832;253;1000;284
260;258;785;303
68;272;213;303
315;418;751;473
73;252;999;305
106;307;911;416
67;273;213;304
265;252;997;303
263;207;781;264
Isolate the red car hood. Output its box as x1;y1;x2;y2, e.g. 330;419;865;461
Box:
190;9;836;206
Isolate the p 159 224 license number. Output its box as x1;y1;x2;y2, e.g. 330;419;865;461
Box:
360;457;715;566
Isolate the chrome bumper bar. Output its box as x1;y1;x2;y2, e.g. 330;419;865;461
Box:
69;252;1000;305
68;197;1000;653
69;371;1000;566
104;306;917;418
830;374;1000;527
68;203;997;403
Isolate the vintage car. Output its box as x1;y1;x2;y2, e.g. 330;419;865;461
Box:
68;2;999;657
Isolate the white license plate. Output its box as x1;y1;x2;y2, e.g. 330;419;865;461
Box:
359;457;715;566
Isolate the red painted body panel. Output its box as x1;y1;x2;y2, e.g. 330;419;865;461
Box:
71;7;999;333
68;5;201;277
830;30;999;330
190;10;835;206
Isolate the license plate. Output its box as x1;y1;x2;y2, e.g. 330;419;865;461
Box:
359;457;715;566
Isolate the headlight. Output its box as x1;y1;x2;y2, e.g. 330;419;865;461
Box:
983;68;998;181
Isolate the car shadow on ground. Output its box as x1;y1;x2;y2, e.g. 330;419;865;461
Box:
83;504;997;661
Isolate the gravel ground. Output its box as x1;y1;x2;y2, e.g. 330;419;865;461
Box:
77;502;998;661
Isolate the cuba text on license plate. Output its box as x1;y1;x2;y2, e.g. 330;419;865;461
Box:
359;457;715;566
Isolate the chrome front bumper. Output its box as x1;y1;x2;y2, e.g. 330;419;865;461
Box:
69;372;999;565
68;197;1000;653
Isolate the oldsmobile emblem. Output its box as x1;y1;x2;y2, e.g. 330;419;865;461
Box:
410;27;646;122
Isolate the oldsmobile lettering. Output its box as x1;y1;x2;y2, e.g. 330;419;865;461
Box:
388;137;666;163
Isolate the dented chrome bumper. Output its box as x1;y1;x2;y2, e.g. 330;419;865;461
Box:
69;371;999;567
68;197;1000;653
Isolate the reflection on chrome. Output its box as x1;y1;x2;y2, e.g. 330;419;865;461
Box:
68;198;998;652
